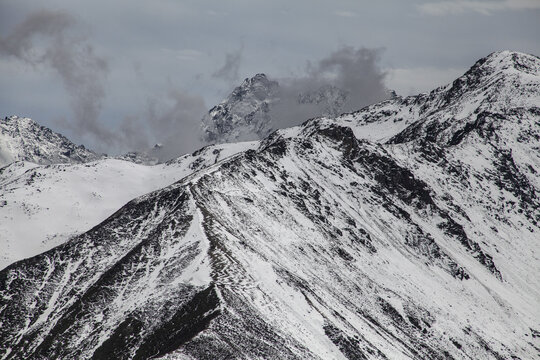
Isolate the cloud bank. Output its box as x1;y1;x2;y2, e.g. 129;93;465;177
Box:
271;46;388;130
1;11;388;162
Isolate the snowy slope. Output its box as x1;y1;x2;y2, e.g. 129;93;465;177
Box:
0;51;539;359
0;116;100;167
0;141;258;270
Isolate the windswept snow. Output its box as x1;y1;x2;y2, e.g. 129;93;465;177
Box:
0;141;258;269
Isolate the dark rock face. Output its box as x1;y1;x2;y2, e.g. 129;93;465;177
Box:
324;323;370;360
130;284;221;360
201;74;279;144
491;149;539;223
1;51;539;359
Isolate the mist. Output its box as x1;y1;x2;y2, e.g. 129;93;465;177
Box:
145;89;207;161
212;47;243;82
1;11;388;162
0;10;113;148
271;47;388;130
0;10;207;160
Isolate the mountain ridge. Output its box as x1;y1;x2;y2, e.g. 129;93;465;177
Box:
0;141;258;269
0;50;539;359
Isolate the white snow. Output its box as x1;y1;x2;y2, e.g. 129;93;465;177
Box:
0;141;258;270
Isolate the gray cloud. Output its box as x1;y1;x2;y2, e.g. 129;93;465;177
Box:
212;46;243;82
117;115;150;152
0;10;112;149
334;11;358;18
1;0;539;161
418;0;540;16
105;86;208;162
271;47;388;129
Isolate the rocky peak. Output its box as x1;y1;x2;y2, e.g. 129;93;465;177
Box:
330;51;540;147
0;115;100;167
229;73;279;102
439;51;540;107
201;73;279;144
200;73;352;145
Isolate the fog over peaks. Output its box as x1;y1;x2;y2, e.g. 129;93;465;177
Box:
1;11;388;161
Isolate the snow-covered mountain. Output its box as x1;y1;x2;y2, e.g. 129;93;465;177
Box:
0;116;100;167
1;51;539;359
0;141;257;270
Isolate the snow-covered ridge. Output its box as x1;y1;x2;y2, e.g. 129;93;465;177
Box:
325;50;540;143
0;116;100;168
0;141;258;269
0;51;538;359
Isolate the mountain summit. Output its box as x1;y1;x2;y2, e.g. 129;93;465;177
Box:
0;116;100;167
0;51;539;359
201;74;279;144
200;73;360;145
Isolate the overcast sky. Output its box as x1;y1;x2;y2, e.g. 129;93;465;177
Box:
1;0;539;155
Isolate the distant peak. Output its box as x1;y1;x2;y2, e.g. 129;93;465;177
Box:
252;73;268;81
0;115;100;167
488;50;536;60
240;73;277;88
4;115;18;121
4;115;30;123
473;50;540;76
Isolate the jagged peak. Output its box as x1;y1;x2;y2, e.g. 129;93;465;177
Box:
201;73;280;144
3;115;37;127
234;73;279;97
241;73;272;85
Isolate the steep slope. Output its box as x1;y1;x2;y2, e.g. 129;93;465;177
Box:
0;51;539;359
0;141;258;270
0;116;100;167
